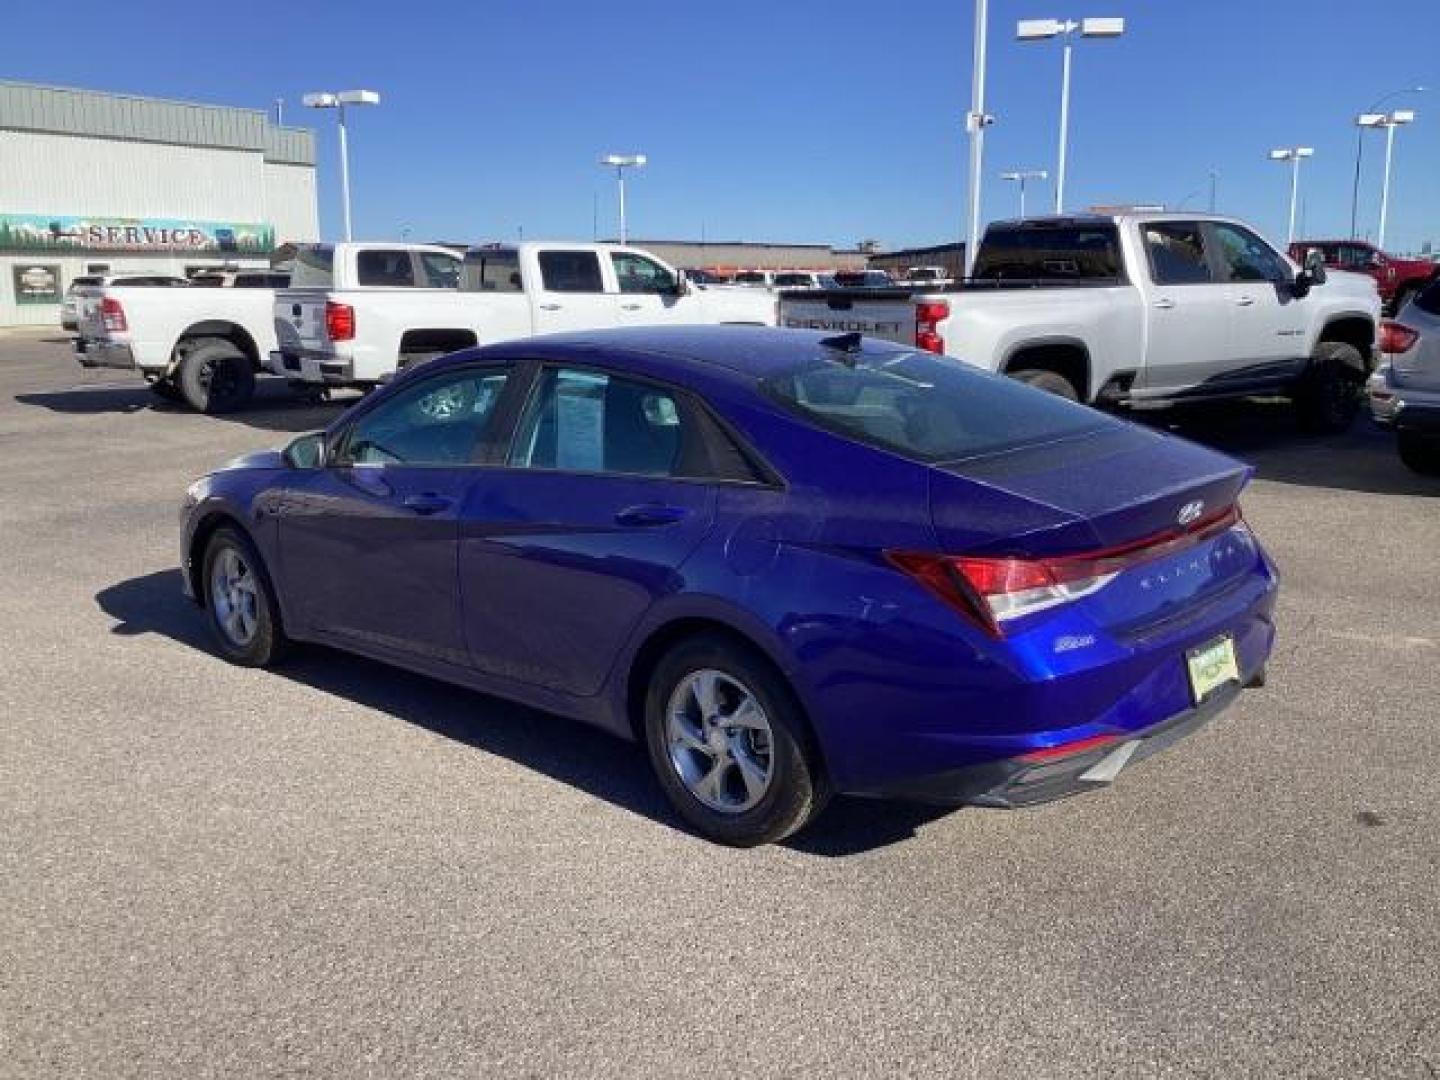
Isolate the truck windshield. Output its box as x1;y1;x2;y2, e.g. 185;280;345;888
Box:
290;246;335;288
763;342;1110;462
972;225;1121;281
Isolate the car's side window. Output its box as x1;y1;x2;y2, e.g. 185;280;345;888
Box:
337;368;510;467
1144;222;1213;285
418;252;462;289
610;253;677;295
508;367;762;482
356;249;417;287
538;251;605;293
1212;224;1290;284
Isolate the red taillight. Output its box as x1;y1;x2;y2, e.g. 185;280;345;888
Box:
325;300;355;342
1018;732;1122;763
915;300;949;354
887;504;1241;636
1379;320;1419;354
100;296;127;333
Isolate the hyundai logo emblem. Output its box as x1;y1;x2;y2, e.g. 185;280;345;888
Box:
1177;500;1205;527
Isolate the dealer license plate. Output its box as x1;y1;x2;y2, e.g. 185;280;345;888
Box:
1187;635;1239;703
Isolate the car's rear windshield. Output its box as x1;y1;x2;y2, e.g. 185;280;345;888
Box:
1413;278;1440;317
290;246;335;288
972;224;1122;281
763;344;1111;462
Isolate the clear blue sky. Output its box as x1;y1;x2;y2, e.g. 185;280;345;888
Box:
3;0;1437;253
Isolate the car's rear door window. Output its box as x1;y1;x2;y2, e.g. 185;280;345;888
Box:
418;252;462;288
1143;222;1213;285
764;343;1111;463
357;249;418;287
538;251;604;293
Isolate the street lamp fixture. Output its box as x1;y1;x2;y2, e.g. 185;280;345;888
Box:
1016;15;1125;213
1356;109;1417;249
304;89;382;242
999;169;1048;217
1268;147;1314;246
600;153;647;244
1349;86;1423;239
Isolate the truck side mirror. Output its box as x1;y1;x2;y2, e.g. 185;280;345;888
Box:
1304;248;1328;285
668;270;691;297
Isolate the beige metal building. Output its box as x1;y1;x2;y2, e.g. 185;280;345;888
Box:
1;81;318;326
619;239;870;276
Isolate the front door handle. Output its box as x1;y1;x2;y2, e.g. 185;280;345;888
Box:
1152;298;1176;310
1235;295;1256;307
615;504;687;527
538;302;562;311
621;302;643;311
403;493;453;515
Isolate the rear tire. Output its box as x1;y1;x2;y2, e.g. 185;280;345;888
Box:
1397;430;1440;476
202;526;289;667
643;635;828;846
1012;368;1081;401
1293;341;1363;434
178;337;256;414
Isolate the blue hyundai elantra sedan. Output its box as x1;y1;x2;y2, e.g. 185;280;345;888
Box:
181;327;1277;845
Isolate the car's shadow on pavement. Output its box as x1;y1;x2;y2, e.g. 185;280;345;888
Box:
14;377;361;435
1136;398;1437;497
95;569;954;857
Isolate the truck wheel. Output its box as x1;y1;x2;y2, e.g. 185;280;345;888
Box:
1294;341;1363;434
1397;431;1440;476
178;338;255;415
1012;369;1080;401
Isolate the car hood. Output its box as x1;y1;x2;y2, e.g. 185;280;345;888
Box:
218;449;288;472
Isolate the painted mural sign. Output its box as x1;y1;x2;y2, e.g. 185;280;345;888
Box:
0;214;275;254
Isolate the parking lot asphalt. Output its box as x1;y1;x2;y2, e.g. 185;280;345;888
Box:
1;328;1437;1079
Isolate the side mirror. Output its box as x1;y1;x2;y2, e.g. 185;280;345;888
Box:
284;431;327;469
668;270;691;298
1304;249;1327;284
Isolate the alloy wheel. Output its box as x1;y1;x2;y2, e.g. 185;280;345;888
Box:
665;669;775;814
210;546;259;647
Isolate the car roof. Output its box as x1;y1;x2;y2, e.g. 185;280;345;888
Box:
440;325;893;383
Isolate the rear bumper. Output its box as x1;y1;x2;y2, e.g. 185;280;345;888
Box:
1369;365;1440;432
269;350;356;385
74;338;136;370
866;681;1246;807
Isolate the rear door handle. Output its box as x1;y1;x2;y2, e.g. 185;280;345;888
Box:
403;493;453;515
615;504;688;527
621;303;643;311
1152;298;1176;310
1235;295;1256;307
539;302;562;311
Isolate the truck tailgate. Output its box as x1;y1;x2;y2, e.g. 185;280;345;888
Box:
274;290;333;354
74;289;109;339
778;289;917;346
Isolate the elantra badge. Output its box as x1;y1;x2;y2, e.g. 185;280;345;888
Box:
1177;500;1205;526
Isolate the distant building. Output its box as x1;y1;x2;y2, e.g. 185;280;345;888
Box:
616;239;870;276
1;80;318;326
867;241;967;280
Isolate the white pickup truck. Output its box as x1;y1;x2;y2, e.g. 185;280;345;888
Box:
270;241;776;389
72;242;459;413
780;212;1383;432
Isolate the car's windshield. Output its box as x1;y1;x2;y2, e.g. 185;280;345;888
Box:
764;343;1112;462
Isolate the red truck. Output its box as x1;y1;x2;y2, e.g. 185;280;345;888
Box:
1289;239;1436;314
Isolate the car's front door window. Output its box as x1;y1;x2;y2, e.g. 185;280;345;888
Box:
338;368;510;466
610;253;677;295
1211;223;1290;284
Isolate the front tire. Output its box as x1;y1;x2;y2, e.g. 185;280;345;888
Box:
1012;368;1081;401
643;635;828;846
147;377;184;404
1293;341;1363;434
202;526;289;667
178;337;256;414
1397;430;1440;476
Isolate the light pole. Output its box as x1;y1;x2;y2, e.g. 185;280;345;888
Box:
600;154;646;244
1268;147;1314;246
1350;87;1423;239
964;0;994;278
999;170;1047;217
303;90;381;242
1357;110;1416;250
1016;16;1124;214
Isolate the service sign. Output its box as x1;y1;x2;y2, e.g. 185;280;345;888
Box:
0;213;275;254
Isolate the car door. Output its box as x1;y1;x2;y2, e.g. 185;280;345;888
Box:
1134;220;1235;394
531;249;619;333
609;251;688;325
458;364;724;696
278;363;516;666
1207;221;1309;380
